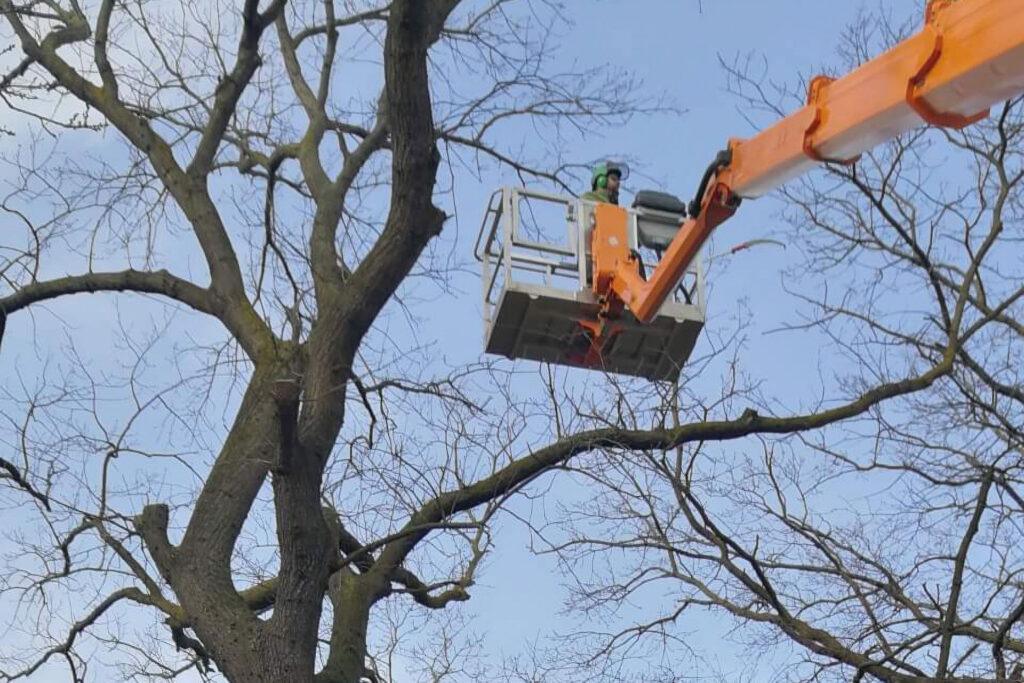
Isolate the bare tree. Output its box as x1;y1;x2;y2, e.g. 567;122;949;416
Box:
2;2;1017;683
0;1;660;680
525;16;1024;683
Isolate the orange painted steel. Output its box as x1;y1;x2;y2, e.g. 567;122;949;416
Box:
590;187;739;324
588;0;1024;333
590;202;633;308
724;0;1024;198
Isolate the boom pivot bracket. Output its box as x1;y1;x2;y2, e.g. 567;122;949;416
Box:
908;1;990;128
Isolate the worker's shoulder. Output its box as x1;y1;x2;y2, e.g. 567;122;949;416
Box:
580;190;610;203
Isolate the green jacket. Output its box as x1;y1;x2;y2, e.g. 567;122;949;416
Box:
580;188;615;204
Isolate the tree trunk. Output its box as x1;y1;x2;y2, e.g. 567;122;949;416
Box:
318;572;376;683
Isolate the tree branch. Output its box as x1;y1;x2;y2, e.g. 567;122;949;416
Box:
373;349;957;575
1;4;273;357
0;454;49;510
0;269;216;319
187;0;287;176
936;472;993;678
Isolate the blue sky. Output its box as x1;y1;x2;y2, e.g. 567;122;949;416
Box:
0;1;937;680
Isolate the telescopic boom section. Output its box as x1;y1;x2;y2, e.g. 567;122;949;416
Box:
594;0;1024;325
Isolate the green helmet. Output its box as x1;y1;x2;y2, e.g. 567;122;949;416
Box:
591;160;630;190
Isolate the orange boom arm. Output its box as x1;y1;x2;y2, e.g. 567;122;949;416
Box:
593;0;1024;325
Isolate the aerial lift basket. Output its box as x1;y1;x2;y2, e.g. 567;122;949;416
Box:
474;187;705;382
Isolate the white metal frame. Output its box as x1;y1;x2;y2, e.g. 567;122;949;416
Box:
474;186;706;338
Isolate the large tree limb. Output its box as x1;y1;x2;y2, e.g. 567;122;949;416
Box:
132;368;291;680
92;0;117;95
297;0;458;456
187;0;287;176
0;269;215;319
274;11;337;204
373;348;958;576
0;269;273;357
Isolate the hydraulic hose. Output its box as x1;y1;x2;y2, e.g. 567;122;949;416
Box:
688;147;734;219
